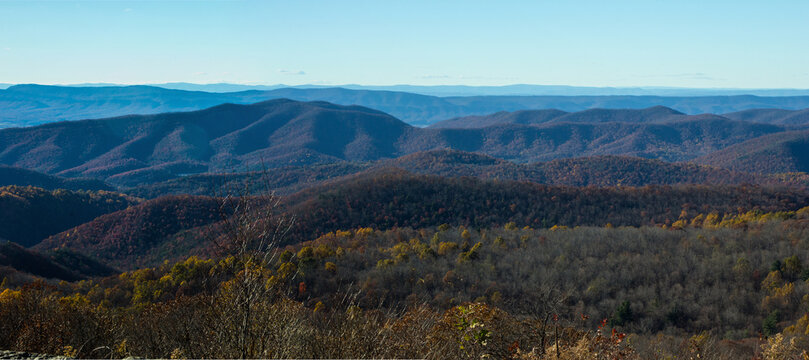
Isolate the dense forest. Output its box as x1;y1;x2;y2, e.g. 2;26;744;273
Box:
289;170;809;238
3;206;809;358
22;170;809;272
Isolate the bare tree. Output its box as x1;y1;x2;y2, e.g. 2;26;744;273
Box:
206;173;296;358
504;284;567;356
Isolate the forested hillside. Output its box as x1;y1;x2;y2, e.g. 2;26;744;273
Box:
696;129;809;174
0;99;408;183
288;170;809;238
35;195;228;269
127;150;809;199
30;169;809;269
0;186;137;247
126;162;370;196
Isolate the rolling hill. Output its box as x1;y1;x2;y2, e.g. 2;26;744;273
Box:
126;162;371;198
128;150;793;199
0;241;116;281
695;130;809;174
4;84;809;128
36;169;809;269
723;108;809;125
443;95;809;121
286;169;809;239
34;195;230;269
428;109;570;129
385;150;770;187
0;185;137;247
0;99;792;185
0;165;113;191
428;106;721;128
406;118;786;162
530;155;762;187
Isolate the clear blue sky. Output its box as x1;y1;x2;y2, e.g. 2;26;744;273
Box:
1;0;807;88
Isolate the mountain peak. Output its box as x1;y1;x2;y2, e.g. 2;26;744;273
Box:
0;99;411;184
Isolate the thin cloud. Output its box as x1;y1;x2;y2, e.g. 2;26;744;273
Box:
123;8;133;12
669;73;721;81
419;75;453;79
279;70;306;76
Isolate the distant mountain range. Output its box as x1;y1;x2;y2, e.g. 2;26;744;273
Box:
0;84;269;128
1;99;800;185
4;84;809;128
50;82;809;97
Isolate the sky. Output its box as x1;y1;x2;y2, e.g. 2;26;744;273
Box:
1;0;808;88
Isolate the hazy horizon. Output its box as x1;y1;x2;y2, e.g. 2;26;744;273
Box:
4;81;809;90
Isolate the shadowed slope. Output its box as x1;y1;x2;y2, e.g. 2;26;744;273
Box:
0;241;116;281
0;186;137;247
0;165;113;191
695;130;809;174
35;195;226;269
